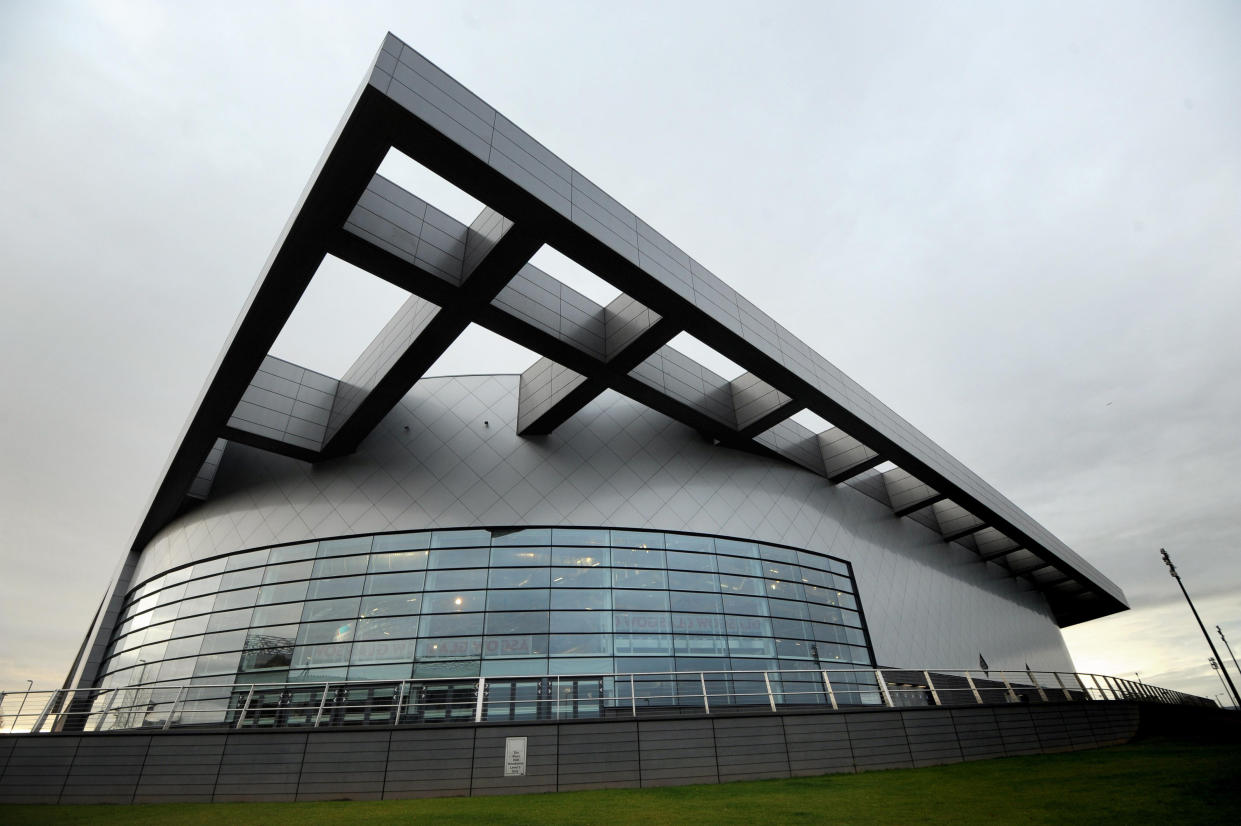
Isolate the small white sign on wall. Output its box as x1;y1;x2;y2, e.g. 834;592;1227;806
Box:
504;736;528;777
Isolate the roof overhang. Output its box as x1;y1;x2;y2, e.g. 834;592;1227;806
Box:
133;33;1127;627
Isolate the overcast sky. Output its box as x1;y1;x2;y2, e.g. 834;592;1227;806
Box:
1;0;1239;704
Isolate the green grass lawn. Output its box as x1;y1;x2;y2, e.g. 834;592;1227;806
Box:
2;737;1237;825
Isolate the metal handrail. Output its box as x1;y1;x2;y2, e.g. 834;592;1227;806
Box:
0;668;1217;734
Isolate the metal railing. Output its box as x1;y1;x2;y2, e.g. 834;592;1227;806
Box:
0;668;1215;734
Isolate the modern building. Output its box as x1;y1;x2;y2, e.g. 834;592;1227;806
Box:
62;33;1128;730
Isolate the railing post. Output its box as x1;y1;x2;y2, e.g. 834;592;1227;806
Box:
393;681;406;723
555;676;561;720
999;672;1019;703
31;690;62;734
875;669;894;707
629;674;636;717
923;670;941;706
163;686;187;731
312;684;331;728
235;686;256;729
474;677;486;723
763;672;778;712
1027;670;1049;702
821;670;838;710
1052;672;1072;701
963;671;983;704
1073;673;1092;701
699;672;711;714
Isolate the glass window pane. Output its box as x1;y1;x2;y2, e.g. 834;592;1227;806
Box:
420;613;484;636
226;548;270;571
213;587;258;612
718;574;763;595
674;635;729;657
773;618;812;639
665;551;716;572
244;624;297;649
165;635;203;660
613;589;669;611
612;568;666;589
609;530;662;549
550;567;609;588
551;547;609;567
425;569;488;591
713;538;759;558
763;561;801;581
482;635;547;658
614;612;671;634
612;547;666;569
415;637;481;660
668;571;719;593
263;560;314;584
776;639;816;659
157;658;195;682
317;536;373;558
269;543;317;564
765;580;805;601
669;591;722;613
549;634;611;656
548;657;614;675
301;597;361;622
490;528;551;546
193;651;241;677
171;615;209;639
722;594;769;616
663;533;713;553
351;639;417;665
671;612;727;636
192;558;228;578
726;615;772;636
728;636;776;658
256;580;310;605
484;612;550;635
205;608;252;633
759;544;797;564
292;642;352;669
348;663;413;681
550;611;612;634
360;594;422;618
356;615;420;640
550;589;611;610
155;583;187;606
296;620;356;646
239;645;292;673
489;546;550;567
369;551;429;574
252;601;305;626
220;568;263;591
183;574;222;600
769;598;810;620
306;576;365;600
373;532;431;553
364;571;425;595
422;591;486;613
488;567;550;589
486;589;550;611
199;629;247;655
312;555;368;579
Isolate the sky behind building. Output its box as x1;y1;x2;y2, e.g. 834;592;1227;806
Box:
1;0;1239;704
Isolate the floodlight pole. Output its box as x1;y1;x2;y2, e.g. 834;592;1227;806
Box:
1209;658;1233;709
1161;549;1240;707
1218;626;1241;684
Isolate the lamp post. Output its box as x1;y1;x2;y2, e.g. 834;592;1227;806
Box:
1161;549;1240;707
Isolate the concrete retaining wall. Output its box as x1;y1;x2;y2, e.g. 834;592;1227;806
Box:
0;702;1143;804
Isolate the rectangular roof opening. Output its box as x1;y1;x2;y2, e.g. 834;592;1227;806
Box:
377;147;485;226
666;332;745;381
529;244;621;307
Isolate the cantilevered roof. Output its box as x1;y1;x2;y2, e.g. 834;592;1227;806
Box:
137;33;1127;626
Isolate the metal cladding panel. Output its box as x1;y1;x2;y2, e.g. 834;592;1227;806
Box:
134;375;1075;673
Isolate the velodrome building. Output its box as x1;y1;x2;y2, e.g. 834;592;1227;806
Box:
64;34;1130;734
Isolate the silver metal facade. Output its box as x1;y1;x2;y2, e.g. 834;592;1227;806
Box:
132;374;1075;672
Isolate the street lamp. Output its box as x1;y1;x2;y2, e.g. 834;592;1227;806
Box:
1161;549;1240;707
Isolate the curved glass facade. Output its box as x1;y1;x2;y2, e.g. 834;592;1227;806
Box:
100;527;875;720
